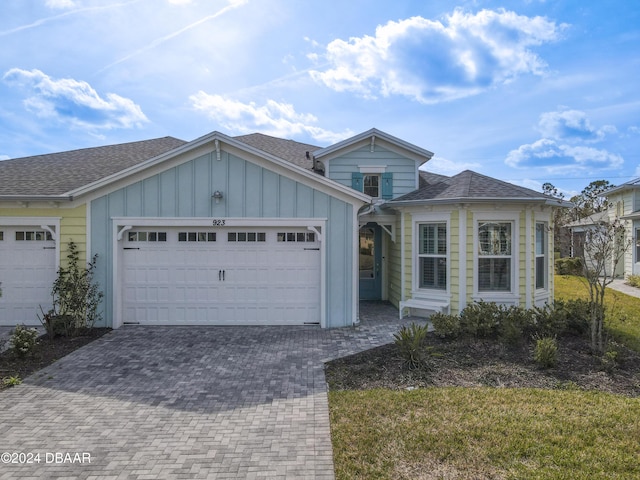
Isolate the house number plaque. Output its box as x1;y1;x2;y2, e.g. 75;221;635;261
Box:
212;219;226;226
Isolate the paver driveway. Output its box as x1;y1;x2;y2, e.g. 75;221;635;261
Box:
0;302;422;479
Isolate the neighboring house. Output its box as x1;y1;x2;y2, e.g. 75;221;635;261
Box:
0;128;569;328
576;178;640;278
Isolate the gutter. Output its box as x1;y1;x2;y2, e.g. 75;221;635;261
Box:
0;195;74;203
386;197;573;208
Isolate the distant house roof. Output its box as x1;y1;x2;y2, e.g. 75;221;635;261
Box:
390;170;571;206
0;136;186;197
233;133;319;170
600;177;640;196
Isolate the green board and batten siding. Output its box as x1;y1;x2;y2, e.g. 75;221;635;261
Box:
90;149;355;328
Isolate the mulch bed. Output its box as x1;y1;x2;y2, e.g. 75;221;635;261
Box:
0;328;111;391
325;334;640;397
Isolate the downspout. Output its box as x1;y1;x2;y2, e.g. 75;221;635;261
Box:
400;210;405;304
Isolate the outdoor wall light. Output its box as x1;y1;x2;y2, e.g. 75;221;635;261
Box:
212;190;224;203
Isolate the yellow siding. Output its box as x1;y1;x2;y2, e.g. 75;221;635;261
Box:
519;211;527;307
0;205;87;265
449;209;460;313
388;214;402;308
466;209;474;309
403;212;412;299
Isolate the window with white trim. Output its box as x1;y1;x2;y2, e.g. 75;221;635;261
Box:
178;232;215;242
478;222;512;292
227;232;266;242
535;222;547;289
363;174;380;197
277;232;316;242
15;231;53;241
418;223;447;290
129;231;167;242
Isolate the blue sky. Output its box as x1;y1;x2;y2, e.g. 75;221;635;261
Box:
1;0;638;197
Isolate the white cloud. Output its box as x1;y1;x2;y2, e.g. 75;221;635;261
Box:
505;138;623;173
189;92;352;143
0;154;10;161
538;108;614;142
3;68;148;130
45;0;77;8
425;156;481;176
167;0;193;4
309;8;566;103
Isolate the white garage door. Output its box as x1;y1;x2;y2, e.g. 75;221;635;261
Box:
121;227;321;325
0;227;56;326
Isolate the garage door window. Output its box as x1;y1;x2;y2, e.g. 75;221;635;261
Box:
277;232;316;242
129;231;167;242
0;232;3;241
227;232;266;242
15;231;53;241
178;232;216;242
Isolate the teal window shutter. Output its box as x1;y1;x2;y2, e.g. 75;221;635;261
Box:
351;172;363;192
381;172;393;199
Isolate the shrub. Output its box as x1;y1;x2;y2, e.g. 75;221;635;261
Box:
626;274;640;288
41;241;103;336
555;257;583;276
394;323;430;369
499;305;535;346
534;335;558;369
430;312;461;339
2;376;22;387
459;301;502;338
10;324;39;358
601;341;625;372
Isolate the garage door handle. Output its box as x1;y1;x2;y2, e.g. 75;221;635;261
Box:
219;270;222;281
124;247;140;250
304;248;320;251
43;246;56;250
222;270;225;281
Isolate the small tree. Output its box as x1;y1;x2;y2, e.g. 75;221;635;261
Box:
580;217;630;352
45;241;103;336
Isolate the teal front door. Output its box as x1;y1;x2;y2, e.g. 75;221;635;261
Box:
359;224;382;300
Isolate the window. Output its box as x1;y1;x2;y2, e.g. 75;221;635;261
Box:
636;229;640;264
535;223;547;289
277;232;316;242
478;222;512;292
129;231;167;242
227;232;266;242
363;174;380;197
178;232;215;242
0;231;3;241
15;231;53;241
418;223;447;290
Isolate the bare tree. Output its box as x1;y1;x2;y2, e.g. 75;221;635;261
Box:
580;217;630;352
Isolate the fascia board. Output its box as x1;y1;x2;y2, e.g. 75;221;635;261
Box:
388;197;573;207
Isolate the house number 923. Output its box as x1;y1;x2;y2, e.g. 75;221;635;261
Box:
212;219;226;226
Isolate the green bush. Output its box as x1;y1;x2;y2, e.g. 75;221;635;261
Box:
2;376;22;387
459;301;504;338
10;324;39;358
555;257;583;276
499;305;536;346
394;323;430;369
430;312;461;339
534;336;558;369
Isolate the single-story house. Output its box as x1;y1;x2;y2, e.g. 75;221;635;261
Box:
0;128;570;328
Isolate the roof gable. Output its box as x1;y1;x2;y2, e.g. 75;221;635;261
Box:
313;128;434;165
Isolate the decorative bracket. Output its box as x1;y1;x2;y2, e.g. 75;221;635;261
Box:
117;225;133;241
40;225;57;241
215;139;221;161
307;226;323;242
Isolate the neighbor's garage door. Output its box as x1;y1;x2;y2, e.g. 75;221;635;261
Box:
0;227;56;326
121;227;320;325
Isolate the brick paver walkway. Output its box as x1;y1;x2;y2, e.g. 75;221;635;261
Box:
0;302;423;479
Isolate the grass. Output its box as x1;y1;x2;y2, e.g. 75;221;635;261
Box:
330;388;640;480
329;275;640;479
555;275;640;352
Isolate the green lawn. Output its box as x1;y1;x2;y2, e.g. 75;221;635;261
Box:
555;274;640;352
329;275;640;480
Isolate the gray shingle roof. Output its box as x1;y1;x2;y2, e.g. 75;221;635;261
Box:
0;137;186;196
394;170;555;203
233;133;319;170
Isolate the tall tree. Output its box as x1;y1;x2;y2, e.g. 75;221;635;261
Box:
570;180;615;220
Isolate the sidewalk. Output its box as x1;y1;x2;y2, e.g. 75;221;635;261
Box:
607;278;640;298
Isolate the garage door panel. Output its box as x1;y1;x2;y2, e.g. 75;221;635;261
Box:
121;227;320;326
0;227;56;326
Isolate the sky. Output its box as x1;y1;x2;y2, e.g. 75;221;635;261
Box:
0;0;638;198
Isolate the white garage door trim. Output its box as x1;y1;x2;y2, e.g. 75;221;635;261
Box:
112;217;327;328
0;217;60;326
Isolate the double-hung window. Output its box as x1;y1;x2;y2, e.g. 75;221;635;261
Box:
535;222;547;290
418;223;447;290
478;221;512;292
363;174;380;198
